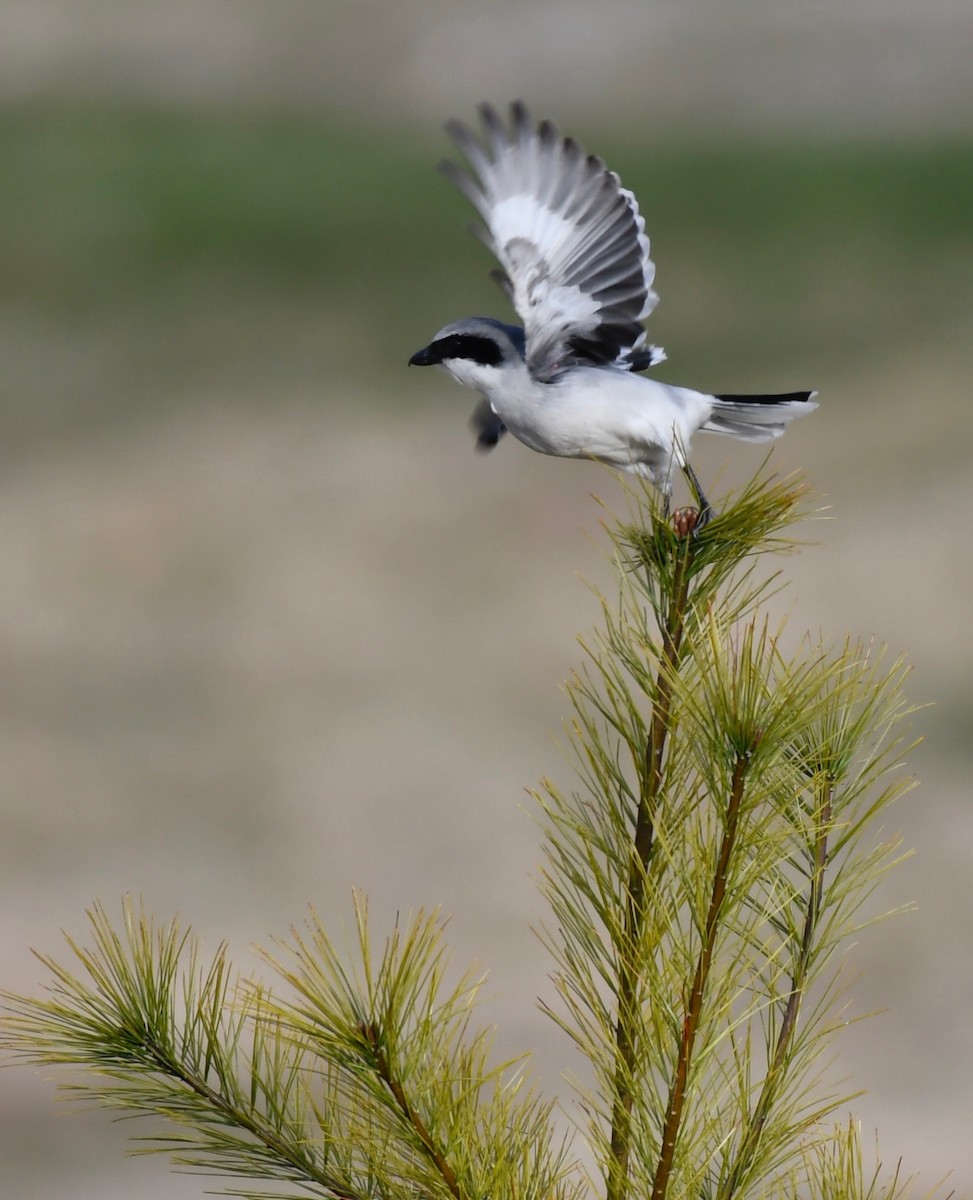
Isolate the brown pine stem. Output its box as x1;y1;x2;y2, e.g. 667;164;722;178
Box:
607;537;695;1200
716;776;834;1199
139;1033;368;1200
650;752;751;1200
366;1029;463;1200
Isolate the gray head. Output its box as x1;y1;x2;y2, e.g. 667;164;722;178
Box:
409;317;526;391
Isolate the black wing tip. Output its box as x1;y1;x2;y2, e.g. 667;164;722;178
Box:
449;101;539;142
624;344;667;372
437;156;464;181
443;116;477;154
509;99;532;129
445;102;578;180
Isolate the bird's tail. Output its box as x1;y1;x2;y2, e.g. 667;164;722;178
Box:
702;391;818;443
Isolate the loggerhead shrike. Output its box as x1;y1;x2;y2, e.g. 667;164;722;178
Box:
409;102;817;521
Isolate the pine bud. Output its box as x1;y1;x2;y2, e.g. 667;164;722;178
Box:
672;506;700;538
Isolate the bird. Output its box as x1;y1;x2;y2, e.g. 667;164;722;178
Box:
408;102;817;522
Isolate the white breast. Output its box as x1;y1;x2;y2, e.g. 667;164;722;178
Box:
492;367;715;478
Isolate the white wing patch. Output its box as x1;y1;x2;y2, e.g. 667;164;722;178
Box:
489;195;577;269
491;196;604;350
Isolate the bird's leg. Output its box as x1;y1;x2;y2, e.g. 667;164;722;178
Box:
681;461;713;529
658;455;676;521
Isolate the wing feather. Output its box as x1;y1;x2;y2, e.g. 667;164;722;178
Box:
441;103;661;379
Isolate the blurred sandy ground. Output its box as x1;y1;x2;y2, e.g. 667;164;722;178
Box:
1;3;972;1197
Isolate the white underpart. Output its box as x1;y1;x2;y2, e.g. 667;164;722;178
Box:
442;354;718;491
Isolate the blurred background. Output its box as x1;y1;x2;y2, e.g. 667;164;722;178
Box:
1;2;971;1196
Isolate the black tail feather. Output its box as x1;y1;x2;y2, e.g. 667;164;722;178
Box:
703;389;818;443
715;391;815;405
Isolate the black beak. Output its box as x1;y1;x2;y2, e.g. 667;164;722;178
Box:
408;344;438;367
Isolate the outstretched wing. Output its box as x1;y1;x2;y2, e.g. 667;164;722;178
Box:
440;102;661;381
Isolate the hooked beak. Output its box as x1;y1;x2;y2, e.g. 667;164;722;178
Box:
408;344;438;367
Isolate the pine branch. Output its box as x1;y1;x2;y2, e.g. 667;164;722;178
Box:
608;529;695;1200
0;901;374;1200
716;772;833;1199
1;899;577;1200
652;749;752;1200
536;472;922;1200
261;898;578;1200
601;479;810;1200
361;1021;462;1200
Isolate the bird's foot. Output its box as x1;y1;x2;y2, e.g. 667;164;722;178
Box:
679;462;713;536
694;500;713;532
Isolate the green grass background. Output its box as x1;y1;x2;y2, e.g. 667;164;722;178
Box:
2;105;970;437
